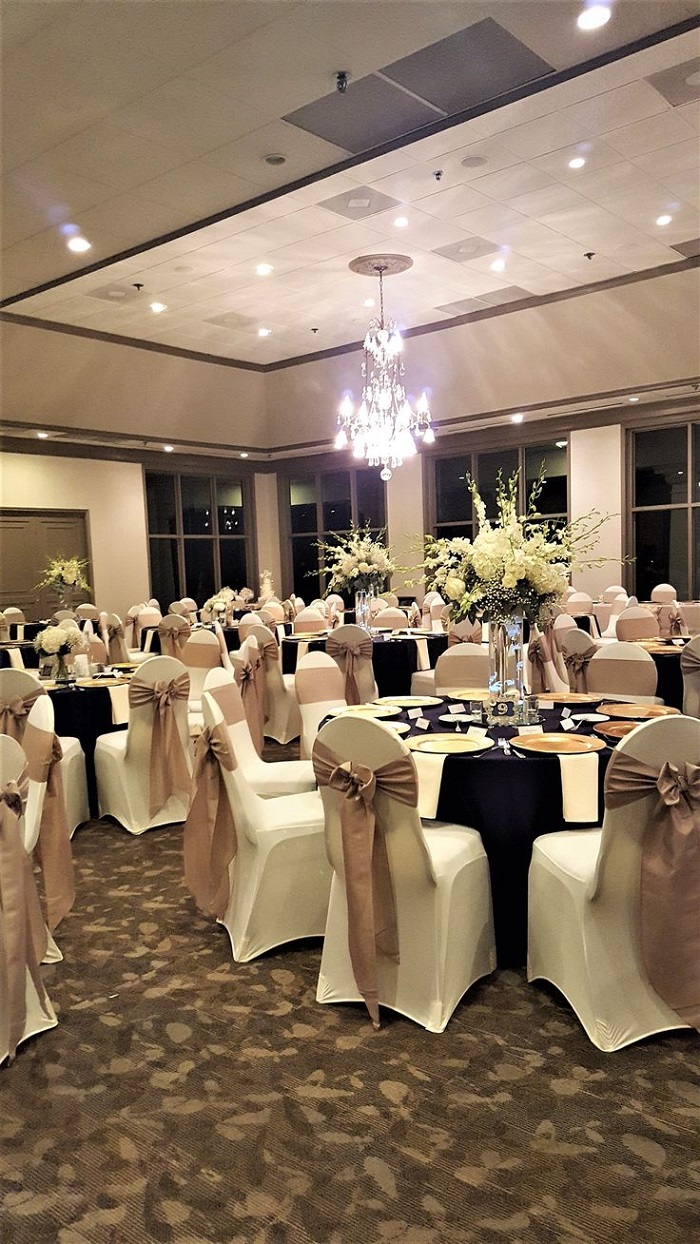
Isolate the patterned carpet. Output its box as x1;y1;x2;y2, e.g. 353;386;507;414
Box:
2;806;698;1243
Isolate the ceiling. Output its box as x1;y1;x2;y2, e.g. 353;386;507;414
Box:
1;1;699;368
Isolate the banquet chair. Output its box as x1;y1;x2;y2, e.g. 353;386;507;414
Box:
203;668;314;795
526;623;570;694
168;600;190;617
381;592;400;608
561;628;599;694
136;606;162;655
601;584;627;603
655;602;686;639
615;605;660;642
294;607;326;634
125;604;145;653
429;600;447;632
566;592;600;637
262;599;285;623
313;716;496;1032
238;612;263;641
3;607;26;640
94;656;193;834
326;624;377;705
0;668;90;836
180;629;223;714
157;613;191;658
411;619;481;695
681;635;700;717
377;607;409;631
180;597;199;623
433;645;490;693
194;687;330;962
309;598;328;614
599;593;629;639
325;594;345;616
528;715;700;1051
236;624;301;746
293;597;305;614
75;603;100;621
211;620;235;675
99;611;131;665
52;610;77;624
650;583;677;604
552;614;577;650
585;642;662;703
680;601;700;636
0;734;58;1065
295;652;346;759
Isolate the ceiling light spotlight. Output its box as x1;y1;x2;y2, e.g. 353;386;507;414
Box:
577;5;611;31
568;156;586;169
656;214;672;226
555;440;569;449
393;216;408;228
256;263;273;276
150;302;167;314
628;396;640;403
363;297;375;308
67;236;91;253
511;412;524;424
490;256;506;273
240;452;249;459
258;327;271;337
36;431;49;439
163;444;174;453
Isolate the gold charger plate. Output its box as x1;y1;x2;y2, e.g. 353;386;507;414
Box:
290;631;328;640
327;704;400;719
598;702;680;719
446;687;490;701
513;732;607;754
406;734;494;755
374;695;443;708
593;720;639;741
537;692;604;704
383;721;411;735
111;661;138;669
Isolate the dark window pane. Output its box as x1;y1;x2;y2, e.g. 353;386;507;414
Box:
149;538;179;604
525;443;568;515
435;523;472;539
356;469;386;528
693;424;700;506
292;536;320;598
184;539;215;602
694;508;700;599
635;427;687;507
146;473;177;535
477;450;519;518
634;510;688;601
290;478;317;533
216;479;245;535
181;477;213;535
435;456;470;523
219;540;247;590
322;471;351;531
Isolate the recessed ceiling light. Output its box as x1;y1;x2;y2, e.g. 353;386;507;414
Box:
150;301;167;314
36;431;49;439
264;153;286;166
577;5;611;31
461;155;488;169
656;214;672;227
628;396;640;403
164;444;174;452
256;263;273;276
555;440;568;449
364;298;375;308
67;236;91;253
490;257;506;273
258;328;271;337
568;156;586;169
240;452;249;459
511;413;524;424
348;197;371;209
393;216;408;228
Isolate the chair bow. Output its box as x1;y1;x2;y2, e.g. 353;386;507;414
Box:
183;724;237;920
326;636;373;706
527;634;550;693
604;752;700;1030
106;622;128;663
680;645;700;677
562;644;597;693
157;620;191;657
0;769;51;1060
312;739;418;1028
235;654;264;754
129;673;191;814
448;627;481;647
0;688;45;743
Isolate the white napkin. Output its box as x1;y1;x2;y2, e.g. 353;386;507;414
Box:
558;752;599;822
412;749;447;819
296;640;309;663
413;637;430;671
109;683;130;725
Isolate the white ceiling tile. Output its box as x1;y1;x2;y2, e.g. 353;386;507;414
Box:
568;159;652;205
508;184;591;218
631;137;700;178
605;109;696;158
201;119;349;186
413;182;496;220
110;79;265;160
675;101;700;135
497;81;670;160
451;203;531;241
469;162;556;202
531;137;624;182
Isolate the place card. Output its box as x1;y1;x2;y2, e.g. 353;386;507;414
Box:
415;717;431;730
466;725;488;740
407;707;423;720
561;706;572;718
560;717;576;731
517;725;543;734
448;703;466;715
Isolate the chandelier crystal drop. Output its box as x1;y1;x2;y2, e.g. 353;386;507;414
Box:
335;256;433;481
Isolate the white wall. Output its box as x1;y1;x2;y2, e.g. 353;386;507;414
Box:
253;472;282;597
386;455;424;595
0;452;149;618
569;425;624;598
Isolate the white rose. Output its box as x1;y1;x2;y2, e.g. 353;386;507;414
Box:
444;574;465;601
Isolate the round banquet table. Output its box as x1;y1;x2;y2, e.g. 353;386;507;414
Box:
644;644;685;711
282;631;449;697
0;642;39;669
367;697;614;968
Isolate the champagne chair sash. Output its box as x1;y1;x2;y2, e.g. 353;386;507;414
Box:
0;613;8;643
448;625;482;647
182;640;221;670
587;656;655;697
616;615;658;641
0;770;51;1061
0;688;44;742
604;754;700;1030
208;682;247;726
23;724;75;932
106;622;129;664
680;644;700;678
312;738;419;1028
183;724;237;920
234;653;264;754
157;620;191;658
326;635;373;706
562;644;598;693
527;634;549;693
128;674;191;815
655;605;685;638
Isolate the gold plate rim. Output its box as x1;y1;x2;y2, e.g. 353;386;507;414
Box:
513;732;607;754
406;734;494;755
327;704;400;719
598;702;680;719
374;695;443;707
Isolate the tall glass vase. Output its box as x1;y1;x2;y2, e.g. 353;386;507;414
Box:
355;588;374;631
487;615;525;724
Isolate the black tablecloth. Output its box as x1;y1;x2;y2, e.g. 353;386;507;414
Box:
49;684;126;816
650;649;684;710
282;632;449;697
389;699;611;968
0;642;39;669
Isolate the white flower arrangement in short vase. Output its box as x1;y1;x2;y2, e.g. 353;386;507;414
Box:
33;624;83;681
317;523;397;630
202;586;235;623
38;555;90;609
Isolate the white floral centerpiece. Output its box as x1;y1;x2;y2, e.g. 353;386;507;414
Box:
317;523;396;629
33;624;83;681
202;586;235;622
38;555;90;608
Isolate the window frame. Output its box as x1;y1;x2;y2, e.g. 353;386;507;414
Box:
628;420;700;600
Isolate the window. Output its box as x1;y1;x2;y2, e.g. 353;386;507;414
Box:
145;471;254;606
631;423;699;600
283;468;386;597
431;441;569;537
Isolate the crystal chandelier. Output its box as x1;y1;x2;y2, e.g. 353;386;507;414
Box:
334;255;434;481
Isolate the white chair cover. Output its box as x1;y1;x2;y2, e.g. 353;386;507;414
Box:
293;608;326;634
561;628;599;693
615;606;660;642
377;607;409;631
679;601;700;636
681;635;700;718
650;583;677;604
202;669;314;796
312;716;496;1032
585;642;660;702
433;646;490;692
294;652;346;759
326;624;377;705
240;624;301;746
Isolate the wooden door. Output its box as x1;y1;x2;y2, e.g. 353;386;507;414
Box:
0;509;91;620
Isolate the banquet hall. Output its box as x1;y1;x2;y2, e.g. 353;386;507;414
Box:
1;3;699;1242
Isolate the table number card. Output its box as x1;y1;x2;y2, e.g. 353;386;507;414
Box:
467;725;488;741
448;703;466;715
517;725;543;734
